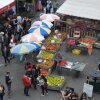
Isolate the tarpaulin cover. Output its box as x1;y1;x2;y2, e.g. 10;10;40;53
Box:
56;0;100;20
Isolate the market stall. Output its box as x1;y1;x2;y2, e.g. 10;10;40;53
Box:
36;31;67;74
66;37;96;55
55;0;100;46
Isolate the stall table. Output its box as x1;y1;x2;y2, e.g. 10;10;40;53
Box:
59;61;86;77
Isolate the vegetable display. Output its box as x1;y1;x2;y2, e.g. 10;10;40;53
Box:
47;75;65;87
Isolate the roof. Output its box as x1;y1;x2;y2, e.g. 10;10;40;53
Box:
56;0;100;20
0;0;15;14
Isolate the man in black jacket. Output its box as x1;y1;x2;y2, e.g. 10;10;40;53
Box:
5;72;12;97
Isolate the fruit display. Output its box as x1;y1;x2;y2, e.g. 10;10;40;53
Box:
81;38;96;43
45;44;59;52
40;69;48;76
47;75;65;87
45;35;62;43
41;51;55;59
36;60;54;69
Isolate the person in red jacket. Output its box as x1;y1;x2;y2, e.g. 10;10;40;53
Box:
22;74;31;96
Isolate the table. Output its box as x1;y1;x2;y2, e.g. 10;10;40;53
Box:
59;61;86;77
90;69;100;78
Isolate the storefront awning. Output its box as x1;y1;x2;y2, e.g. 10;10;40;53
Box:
56;0;100;20
0;0;16;14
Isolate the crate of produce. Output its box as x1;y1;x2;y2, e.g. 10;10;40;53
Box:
40;69;49;76
72;49;81;55
44;44;60;52
39;51;55;60
36;59;54;69
47;75;65;91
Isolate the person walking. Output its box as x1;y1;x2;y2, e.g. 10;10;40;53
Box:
0;84;5;100
38;75;48;96
2;45;10;66
5;72;12;97
22;74;31;96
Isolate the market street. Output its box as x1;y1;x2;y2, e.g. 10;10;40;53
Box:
0;0;100;100
0;43;100;100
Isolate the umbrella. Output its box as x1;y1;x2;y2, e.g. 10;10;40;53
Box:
21;33;45;43
40;14;60;22
10;43;41;55
28;25;51;36
31;20;53;28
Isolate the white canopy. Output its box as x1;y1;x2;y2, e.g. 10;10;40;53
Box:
0;0;15;14
56;0;100;20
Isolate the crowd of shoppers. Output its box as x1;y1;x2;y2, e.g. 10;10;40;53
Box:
0;11;32;66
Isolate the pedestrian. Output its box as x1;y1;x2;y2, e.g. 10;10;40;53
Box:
46;0;52;13
2;45;10;66
5;72;12;97
17;15;22;24
34;66;41;79
16;22;23;41
31;70;37;90
41;0;47;12
53;0;59;13
0;83;5;100
38;75;48;96
22;74;31;96
3;33;10;46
